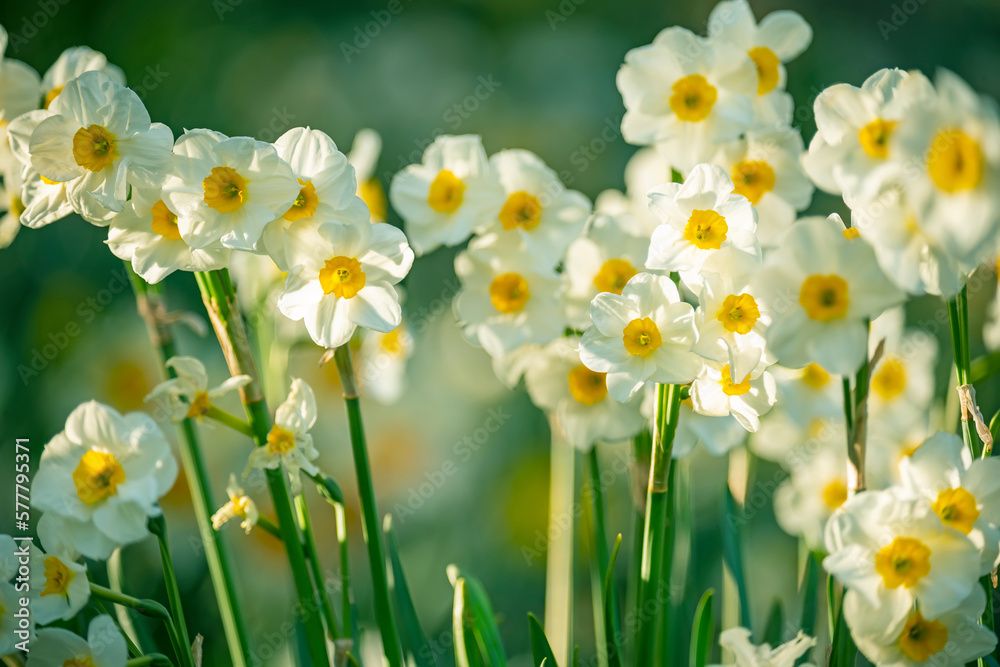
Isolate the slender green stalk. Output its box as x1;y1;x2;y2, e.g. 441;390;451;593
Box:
587;447;621;665
333;345;404;667
255;514;283;540
947;295;977;456
126;656;174;667
335;502;355;648
125;265;252;667
90;584;189;667
196;269;332;667
147;516;194;667
296;493;342;639
204;404;254;437
636;383;682;665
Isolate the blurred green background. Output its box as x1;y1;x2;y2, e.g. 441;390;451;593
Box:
3;0;1000;664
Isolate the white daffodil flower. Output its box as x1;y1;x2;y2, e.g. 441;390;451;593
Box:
20;71;173;224
645;163;760;293
580;272;702;402
358;320;414;405
848;183;972;298
690;358;776;433
211;474;259;535
750;404;845;467
802;68;932;201
30;401;178;560
753;214;905;375
824;488;980;631
107;186;230;283
261;127;370;270
162;128;300;251
389;134;505;255
867;307;937;429
246;378;320;492
6;113;75;229
28;542;90;625
712;627;816;667
276;215;413;349
0;162;22;248
27;615;126;667
893;69;1000;269
475;149;591;267
347;128;386;222
144;356;251;423
900;432;1000;574
773;444;847;549
617;26;756;171
710;128;813;246
40;45;125;110
692;247;770;383
0;579;21;654
562;211;650;330
672;402;748;459
453;234;565;359
525;337;646;450
0;25;42;121
846;586;996;667
706;0;813;128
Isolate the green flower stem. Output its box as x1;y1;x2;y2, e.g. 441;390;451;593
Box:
333;344;404;667
203;404;254;437
196;269;332;667
90;584;190;667
587;447;621;662
254;514;283;540
636;383;681;665
947;294;977;456
335;502;354;646
126;656;174;667
296;493;342;639
124;265;251;667
147;516;193;666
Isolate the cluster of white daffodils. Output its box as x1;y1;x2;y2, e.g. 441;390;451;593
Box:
825;434;1000;664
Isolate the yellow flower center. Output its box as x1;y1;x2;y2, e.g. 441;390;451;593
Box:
842;227;860;240
489;272;530;313
44;86;64;109
267;425;297;455
801;363;831;388
283;179;319;222
63;659;96;667
150;199;182;240
932;487;979;535
875;537;932;589
822;480;848;510
380;328;405;354
319;256;366;299
720;364;751;396
871;357;907;400
360;178;387;221
72;124;118;172
567;365;608;405
683;209;728;249
499;191;543;231
427;169;465;213
799;275;849;321
186;391;212;418
669;74;718;122
203;166;247;213
928;129;984;193
731;160;775;204
747;46;780;95
592;258;638;295
230;493;251;519
858;119;897;159
622;317;662;357
73;450;126;505
716;293;760;335
41;556;76;597
897;609;948;662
